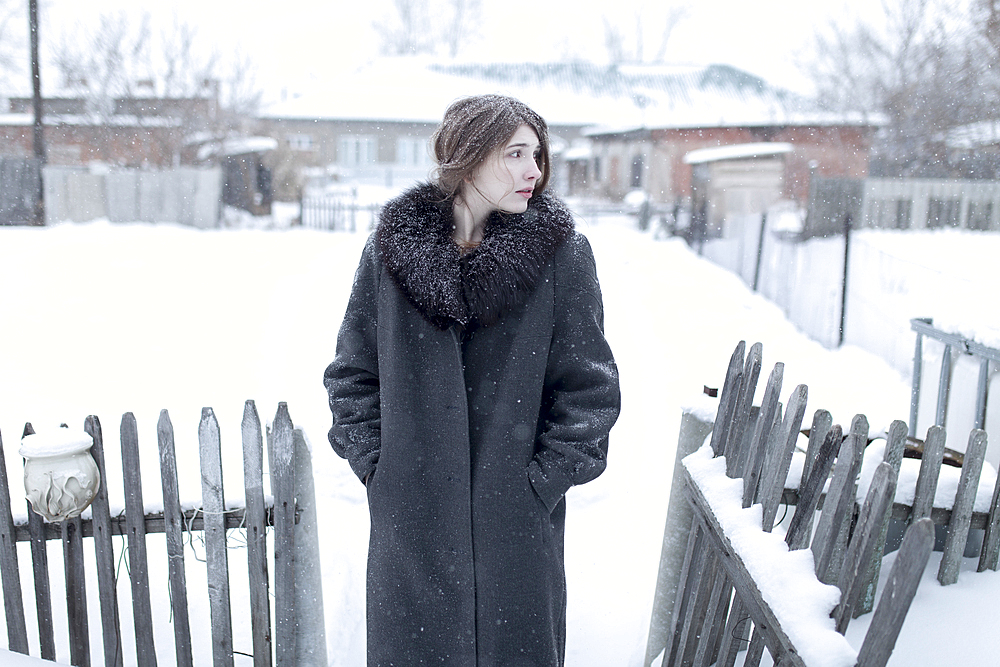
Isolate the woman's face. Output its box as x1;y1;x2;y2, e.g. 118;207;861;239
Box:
465;124;542;216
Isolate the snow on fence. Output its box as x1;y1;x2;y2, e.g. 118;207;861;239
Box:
645;341;1000;667
0;401;326;667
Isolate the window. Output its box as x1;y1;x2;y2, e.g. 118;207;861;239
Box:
286;134;313;151
592;156;602;181
397;137;433;167
338;135;378;166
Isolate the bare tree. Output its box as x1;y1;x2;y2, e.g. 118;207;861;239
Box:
602;3;690;65
0;0;25;89
49;11;262;165
444;0;482;58
807;0;995;177
374;0;435;56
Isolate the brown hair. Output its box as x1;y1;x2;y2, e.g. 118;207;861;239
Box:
432;94;551;197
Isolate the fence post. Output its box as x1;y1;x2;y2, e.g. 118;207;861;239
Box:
293;428;328;666
643;408;714;667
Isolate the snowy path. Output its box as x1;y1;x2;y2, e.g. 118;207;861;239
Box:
1;219;997;665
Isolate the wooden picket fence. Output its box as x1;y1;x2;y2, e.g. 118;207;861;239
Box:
645;341;1000;667
0;400;319;666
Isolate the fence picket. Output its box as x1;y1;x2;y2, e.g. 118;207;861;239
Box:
911;425;946;521
0;427;29;655
242;401;272;667
24;422;56;661
199;408;235;667
709;341;745;457
786;425;842;551
939;429;989;585
979;458;1000;572
826;415;868;584
857;420;908;616
725;343;762;477
270;403;297;666
742;364;784;507
760;385;808;531
833;462;897;633
856;519;935;667
811;432;858;583
121;413;157;665
157;410;193;667
63;516;90;666
85;415;124;667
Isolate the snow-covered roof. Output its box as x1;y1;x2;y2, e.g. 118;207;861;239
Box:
258;59;878;132
946;121;1000;150
684;142;793;165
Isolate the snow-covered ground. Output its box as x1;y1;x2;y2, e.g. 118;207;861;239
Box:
1;215;998;665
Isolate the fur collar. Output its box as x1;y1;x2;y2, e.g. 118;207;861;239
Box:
377;182;574;329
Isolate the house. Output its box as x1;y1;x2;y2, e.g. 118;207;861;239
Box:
254;59;879;207
0;95;211;167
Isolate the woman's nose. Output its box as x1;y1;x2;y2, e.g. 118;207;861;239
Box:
527;161;541;180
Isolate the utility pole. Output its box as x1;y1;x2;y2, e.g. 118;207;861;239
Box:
29;0;45;223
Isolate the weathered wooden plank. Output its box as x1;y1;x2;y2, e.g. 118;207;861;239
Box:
911;425;946;521
742;628;767;667
660;516;703;667
0;426;29;655
644;411;714;667
270;403;297;666
742;363;784;507
199;408;234;667
682;466;807;667
856;518;935;667
760;385;808;531
857;420;908;616
826;415;868;584
725;343;763;478
785;425;842;551
798;410;833;496
691;560;730;667
242;401;272;667
85;415;124;667
291;427;328;666
978;449;1000;572
24;422;55;661
939;429;989;585
811;431;858;584
833;462;896;633
12;505;275;542
121;412;157;665
668;525;709;667
157;410;193;667
714;595;750;667
62;516;90;666
709;341;746;457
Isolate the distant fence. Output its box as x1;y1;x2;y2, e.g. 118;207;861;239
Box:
804;177;1000;238
0;157;43;225
299;195;380;232
0;401;326;666
42;166;223;228
645;341;999;667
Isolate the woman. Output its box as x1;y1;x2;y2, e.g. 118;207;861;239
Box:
325;94;620;667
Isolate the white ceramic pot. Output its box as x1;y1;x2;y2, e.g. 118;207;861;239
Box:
20;429;101;523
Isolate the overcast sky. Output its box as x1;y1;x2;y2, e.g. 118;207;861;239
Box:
14;0;888;100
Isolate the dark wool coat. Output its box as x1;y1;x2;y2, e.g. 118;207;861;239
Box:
324;183;620;667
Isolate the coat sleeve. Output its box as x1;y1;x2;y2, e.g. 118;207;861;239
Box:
528;232;621;513
324;235;382;484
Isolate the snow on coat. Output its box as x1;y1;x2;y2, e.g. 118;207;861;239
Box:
325;183;621;666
